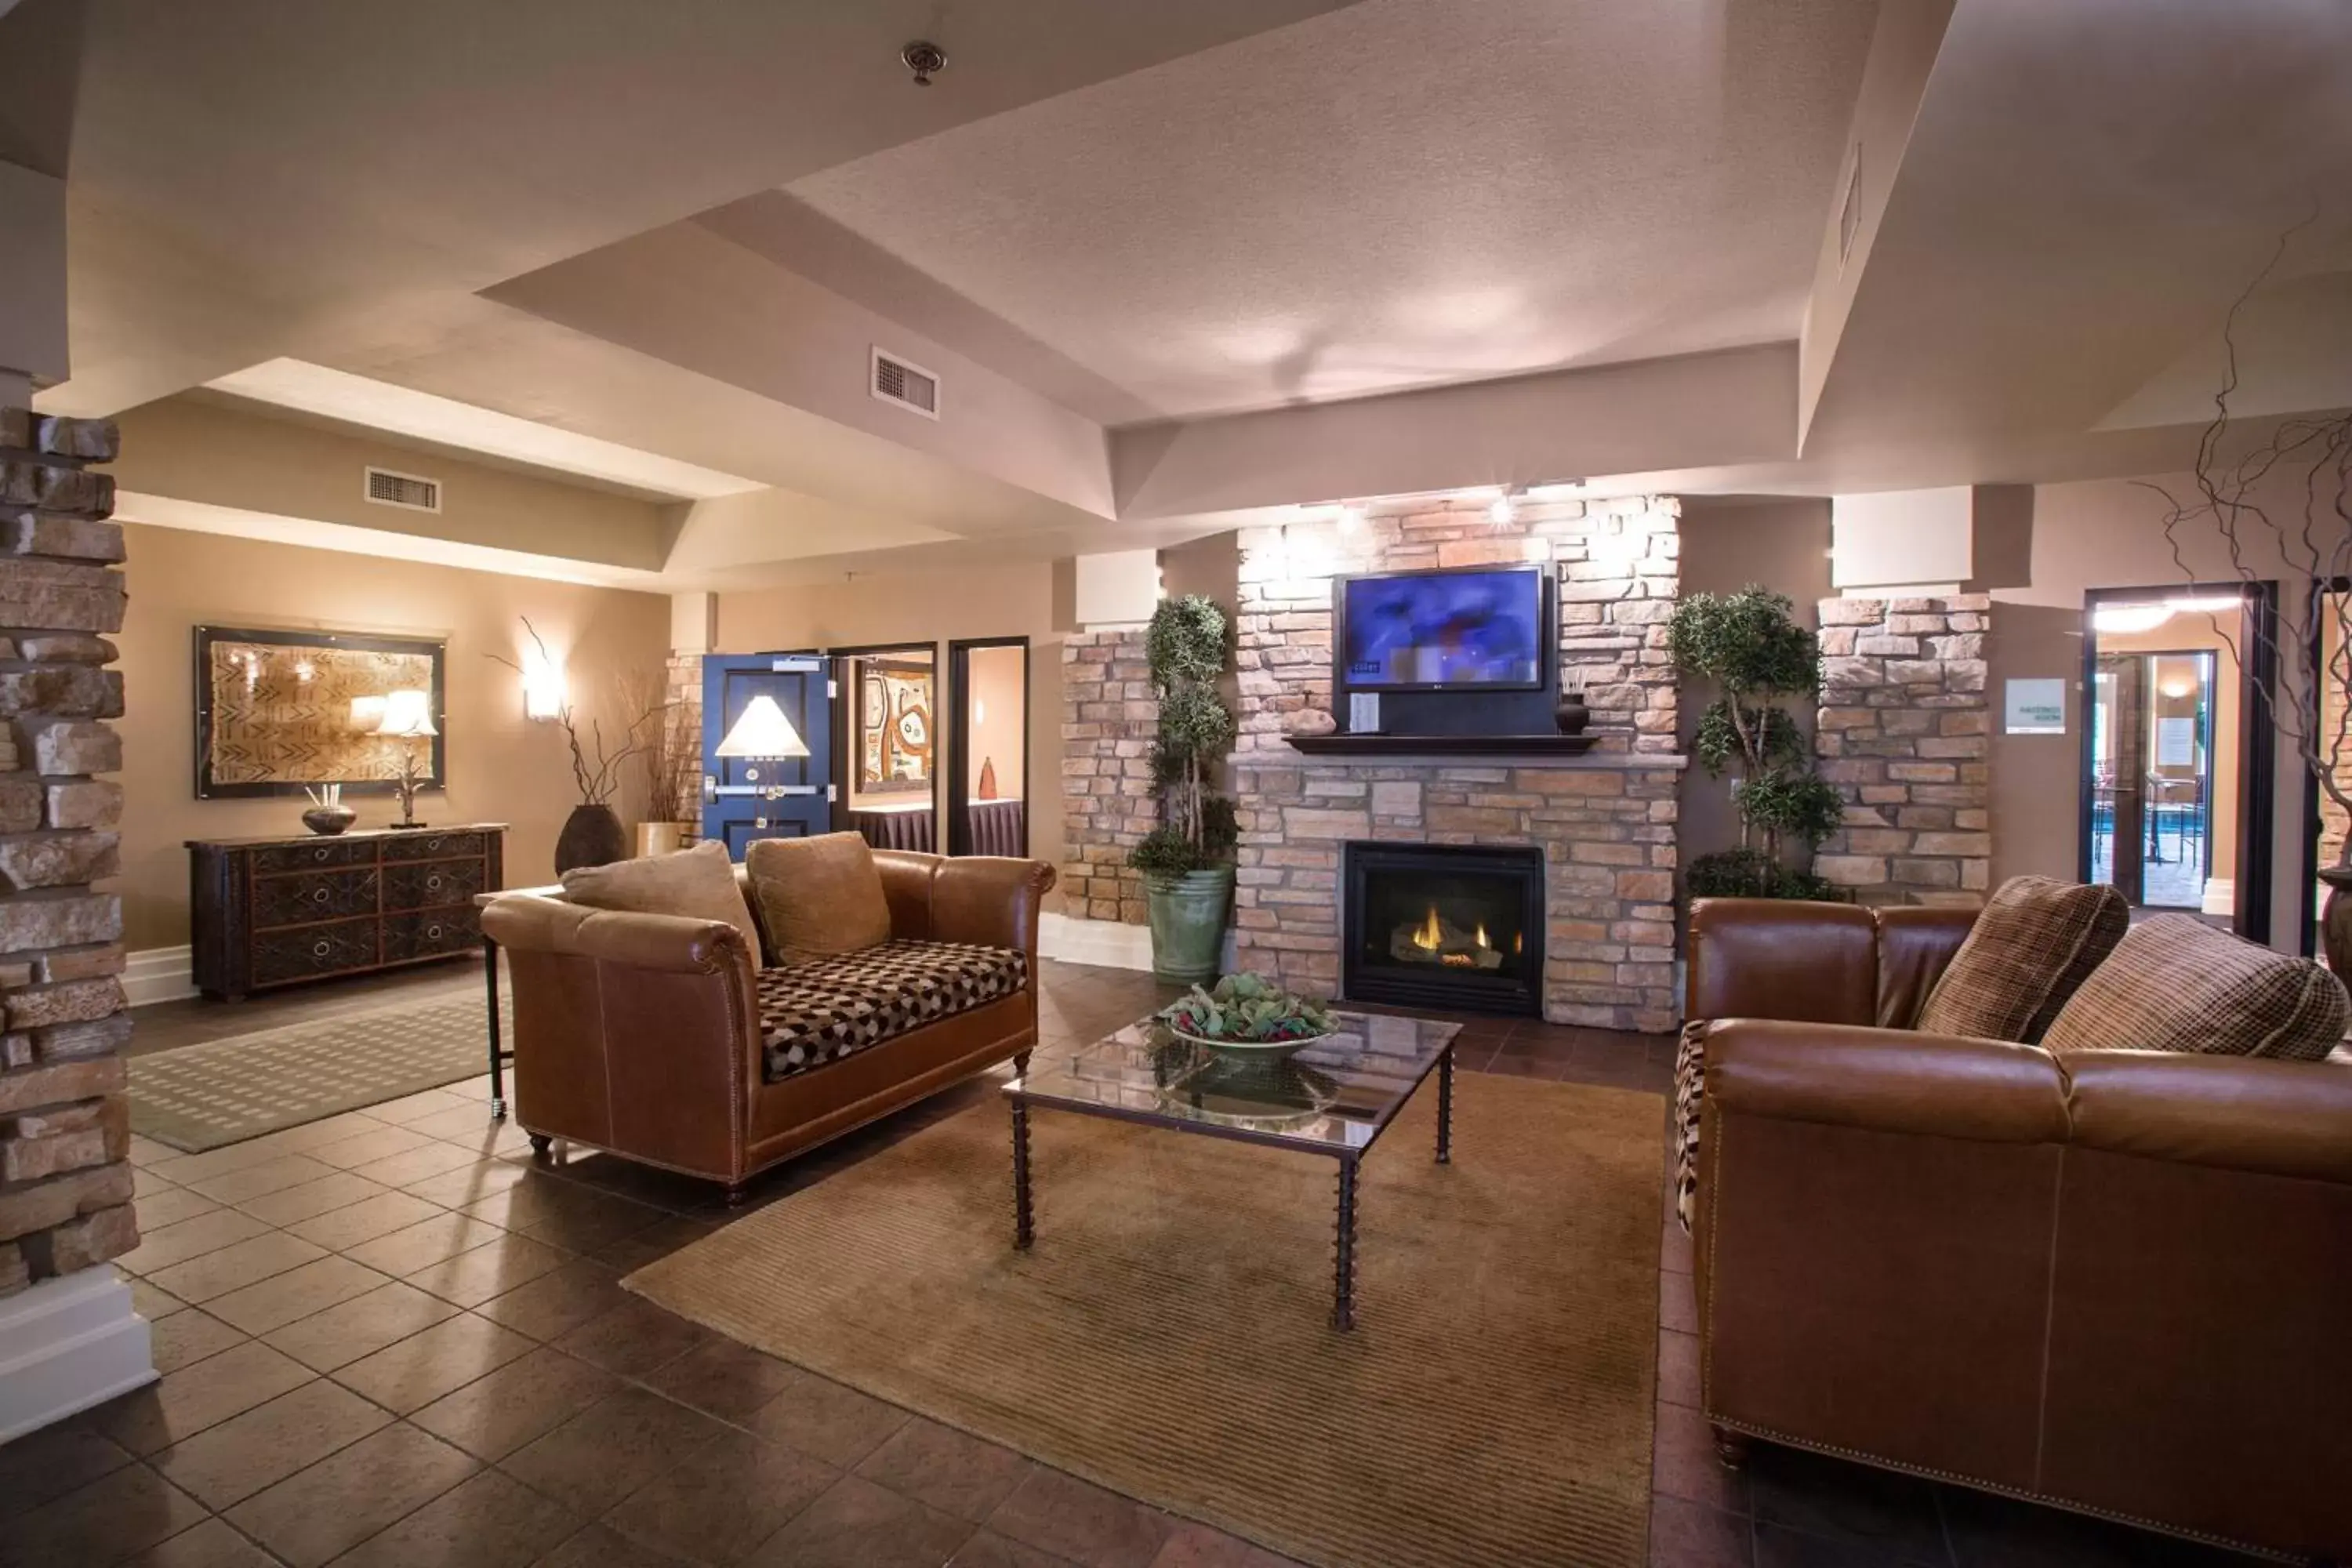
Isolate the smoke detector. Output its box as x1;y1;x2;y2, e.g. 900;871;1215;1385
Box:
901;41;945;86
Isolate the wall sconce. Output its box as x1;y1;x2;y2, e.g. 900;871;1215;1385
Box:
521;641;567;720
974;697;986;725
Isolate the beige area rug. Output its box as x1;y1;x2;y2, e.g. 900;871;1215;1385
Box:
625;1070;1664;1568
131;994;508;1152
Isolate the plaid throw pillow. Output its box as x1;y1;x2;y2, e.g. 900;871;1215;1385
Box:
1914;877;2128;1044
2040;914;2350;1061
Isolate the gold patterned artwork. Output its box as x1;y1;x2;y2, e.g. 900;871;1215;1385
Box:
198;629;445;795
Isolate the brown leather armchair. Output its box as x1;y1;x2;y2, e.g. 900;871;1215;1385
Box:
480;851;1054;1201
1686;898;2352;1563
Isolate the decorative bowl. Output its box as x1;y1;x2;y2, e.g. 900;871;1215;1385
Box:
1163;1022;1337;1060
300;805;358;837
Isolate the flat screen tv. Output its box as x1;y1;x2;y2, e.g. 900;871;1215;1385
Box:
1338;565;1548;691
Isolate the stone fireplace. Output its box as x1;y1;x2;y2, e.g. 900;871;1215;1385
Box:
1343;841;1544;1015
1227;495;1685;1033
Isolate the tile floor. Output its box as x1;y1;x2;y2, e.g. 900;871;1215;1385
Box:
9;960;2261;1567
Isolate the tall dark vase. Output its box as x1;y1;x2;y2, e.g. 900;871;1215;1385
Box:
555;803;628;876
2318;866;2352;980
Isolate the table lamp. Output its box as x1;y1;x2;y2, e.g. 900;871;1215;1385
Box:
375;688;438;827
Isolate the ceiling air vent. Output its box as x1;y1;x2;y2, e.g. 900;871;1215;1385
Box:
871;347;940;419
364;466;441;514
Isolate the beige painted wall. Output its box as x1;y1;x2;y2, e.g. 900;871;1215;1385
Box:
1675;499;1835;867
966;644;1027;800
119;522;672;949
717;559;1069;895
1980;471;2328;949
113;394;670;570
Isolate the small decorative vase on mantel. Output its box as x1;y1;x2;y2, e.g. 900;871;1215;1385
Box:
556;803;629;875
1553;690;1592;735
2317;866;2352;978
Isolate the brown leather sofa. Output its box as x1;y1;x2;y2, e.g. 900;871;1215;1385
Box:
1686;898;2352;1563
479;851;1054;1201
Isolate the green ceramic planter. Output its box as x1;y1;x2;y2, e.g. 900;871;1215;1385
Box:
1145;866;1235;984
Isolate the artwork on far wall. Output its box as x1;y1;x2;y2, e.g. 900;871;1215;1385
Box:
194;625;447;798
856;658;933;794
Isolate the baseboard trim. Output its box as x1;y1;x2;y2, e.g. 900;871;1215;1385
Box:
1038;914;1242;976
0;1268;155;1444
1040;913;1155;971
123;946;198;1007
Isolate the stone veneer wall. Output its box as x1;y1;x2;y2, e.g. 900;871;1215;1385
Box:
1225;498;1685;1031
666;651;703;844
1812;594;1992;907
0;408;134;1297
1058;629;1153;924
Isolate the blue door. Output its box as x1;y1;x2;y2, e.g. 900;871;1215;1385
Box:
701;653;833;859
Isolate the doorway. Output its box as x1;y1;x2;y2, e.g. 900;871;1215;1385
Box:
834;643;939;853
947;638;1031;856
2078;586;2274;938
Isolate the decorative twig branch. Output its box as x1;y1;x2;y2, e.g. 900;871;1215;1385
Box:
488;618;670;808
2139;218;2352;863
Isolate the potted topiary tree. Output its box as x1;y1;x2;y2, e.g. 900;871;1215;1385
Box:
1668;586;1846;899
1128;594;1238;982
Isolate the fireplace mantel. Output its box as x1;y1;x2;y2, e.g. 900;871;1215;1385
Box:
1247;742;1687;772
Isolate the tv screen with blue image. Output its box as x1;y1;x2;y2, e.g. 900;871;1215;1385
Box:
1340;567;1546;689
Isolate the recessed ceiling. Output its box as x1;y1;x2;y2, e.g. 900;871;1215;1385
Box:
204;359;765;499
789;0;1879;420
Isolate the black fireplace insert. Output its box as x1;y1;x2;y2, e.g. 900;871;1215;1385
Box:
1341;842;1545;1016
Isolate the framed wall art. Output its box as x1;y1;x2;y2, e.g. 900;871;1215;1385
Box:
194;625;447;798
855;656;933;795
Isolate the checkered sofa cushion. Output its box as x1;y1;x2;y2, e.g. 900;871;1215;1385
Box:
1915;876;2128;1044
755;940;1029;1082
2041;913;2350;1061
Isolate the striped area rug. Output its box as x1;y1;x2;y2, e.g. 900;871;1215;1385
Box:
626;1069;1663;1567
129;994;507;1152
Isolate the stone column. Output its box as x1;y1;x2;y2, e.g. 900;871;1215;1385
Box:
1058;630;1153;924
1813;594;1992;907
0;407;135;1297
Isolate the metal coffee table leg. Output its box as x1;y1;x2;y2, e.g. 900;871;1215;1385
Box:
1333;1156;1359;1330
1436;1043;1453;1164
1011;1098;1035;1250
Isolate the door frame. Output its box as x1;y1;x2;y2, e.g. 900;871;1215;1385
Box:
2076;582;2277;942
946;636;1033;856
827;641;942;842
2294;575;2350;957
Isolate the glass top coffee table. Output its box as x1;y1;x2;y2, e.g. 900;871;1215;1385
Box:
1004;1010;1462;1330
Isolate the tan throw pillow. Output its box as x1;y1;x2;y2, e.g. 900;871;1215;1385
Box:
558;840;760;954
1914;876;2128;1044
2041;914;2351;1061
745;832;895;967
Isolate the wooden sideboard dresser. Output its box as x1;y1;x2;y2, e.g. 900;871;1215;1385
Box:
187;824;507;1001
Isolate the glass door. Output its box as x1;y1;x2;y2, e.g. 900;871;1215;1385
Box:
948;638;1030;856
834;644;938;854
2082;590;2246;925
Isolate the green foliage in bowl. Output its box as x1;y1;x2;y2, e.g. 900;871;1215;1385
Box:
1157;972;1336;1044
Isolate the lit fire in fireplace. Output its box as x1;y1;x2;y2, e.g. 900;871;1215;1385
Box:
1396;904;1505;971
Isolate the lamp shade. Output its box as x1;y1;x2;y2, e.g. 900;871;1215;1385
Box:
374;688;438;739
714;695;808;760
348;695;388;734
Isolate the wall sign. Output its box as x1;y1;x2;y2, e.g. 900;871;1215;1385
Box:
2003;677;2067;735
